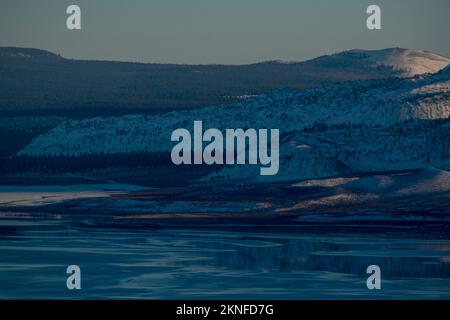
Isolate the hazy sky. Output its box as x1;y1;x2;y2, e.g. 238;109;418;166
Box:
1;0;449;64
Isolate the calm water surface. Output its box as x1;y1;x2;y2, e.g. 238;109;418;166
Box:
1;213;450;299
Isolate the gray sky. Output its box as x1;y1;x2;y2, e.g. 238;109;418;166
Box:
1;0;449;64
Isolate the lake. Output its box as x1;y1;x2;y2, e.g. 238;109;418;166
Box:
1;211;450;299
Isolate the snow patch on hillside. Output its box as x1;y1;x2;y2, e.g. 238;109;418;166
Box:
343;168;450;196
345;48;450;77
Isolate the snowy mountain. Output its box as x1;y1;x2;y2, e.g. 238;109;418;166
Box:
1;47;448;114
18;61;450;182
312;48;450;77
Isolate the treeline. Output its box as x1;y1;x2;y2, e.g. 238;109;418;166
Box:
0;151;171;174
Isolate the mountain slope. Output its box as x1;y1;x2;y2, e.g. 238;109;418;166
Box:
344;168;450;197
1;47;448;114
0;47;62;60
312;48;450;77
17;64;450;182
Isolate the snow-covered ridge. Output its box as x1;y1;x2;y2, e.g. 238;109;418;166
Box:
255;48;450;77
17;55;450;182
19;65;450;155
341;48;450;77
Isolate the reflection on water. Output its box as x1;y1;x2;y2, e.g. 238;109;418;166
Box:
0;213;450;299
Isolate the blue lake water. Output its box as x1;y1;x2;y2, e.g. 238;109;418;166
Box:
1;213;450;299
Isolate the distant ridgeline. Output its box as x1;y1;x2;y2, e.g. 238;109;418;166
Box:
1;47;449;116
